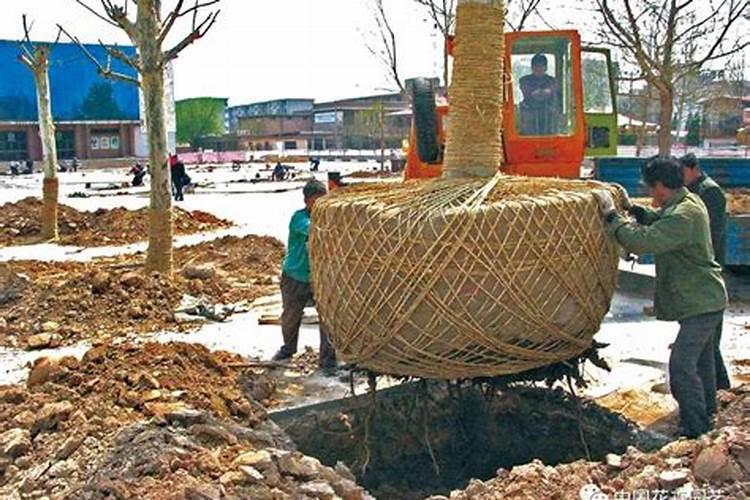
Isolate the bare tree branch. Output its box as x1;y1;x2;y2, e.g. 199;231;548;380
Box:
58;24;140;85
75;0;138;42
98;39;141;71
74;0;119;28
365;0;405;94
595;0;749;154
160;0;187;43
163;9;221;62
507;0;544;31
17;15;63;70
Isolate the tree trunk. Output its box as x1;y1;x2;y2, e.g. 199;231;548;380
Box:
657;87;674;157
139;2;173;274
33;52;59;241
380;107;385;171
443;0;505;179
443;40;450;88
636;91;648;157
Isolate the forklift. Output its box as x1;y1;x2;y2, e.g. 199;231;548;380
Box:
405;30;619;180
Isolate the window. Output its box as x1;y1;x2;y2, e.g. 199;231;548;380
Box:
55;130;75;159
91;130;120;151
0;131;28;161
511;36;574;137
283;140;297;150
582;51;614;114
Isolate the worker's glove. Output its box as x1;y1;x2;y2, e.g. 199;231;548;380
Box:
592;190;617;220
628;205;648;225
612;183;632;210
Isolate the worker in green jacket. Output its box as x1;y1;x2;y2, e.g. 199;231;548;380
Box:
680;153;730;390
272;180;336;372
594;157;728;438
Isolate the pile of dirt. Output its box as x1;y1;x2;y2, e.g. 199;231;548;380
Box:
347;170;399;179
0;235;285;349
0;342;369;499
0;197;231;246
429;386;750;500
634;190;750;215
726;188;750;215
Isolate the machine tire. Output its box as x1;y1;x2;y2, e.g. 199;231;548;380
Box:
411;78;440;163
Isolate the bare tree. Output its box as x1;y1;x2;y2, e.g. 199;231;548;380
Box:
62;0;220;274
595;0;749;156
365;0;405;94
17;16;62;240
505;0;545;31
413;0;456;87
413;0;547;86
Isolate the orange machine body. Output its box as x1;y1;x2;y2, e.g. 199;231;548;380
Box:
406;30;587;180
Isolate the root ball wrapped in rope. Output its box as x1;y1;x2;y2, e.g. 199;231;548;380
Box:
309;0;621;379
310;176;620;379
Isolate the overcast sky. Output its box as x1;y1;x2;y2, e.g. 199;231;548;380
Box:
0;1;745;106
0;0;448;105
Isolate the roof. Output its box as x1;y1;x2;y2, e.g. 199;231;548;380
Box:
617;114;658;128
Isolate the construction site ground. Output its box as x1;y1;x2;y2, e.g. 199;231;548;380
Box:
1;162;749;499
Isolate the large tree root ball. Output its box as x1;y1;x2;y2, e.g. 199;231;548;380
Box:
310;175;620;379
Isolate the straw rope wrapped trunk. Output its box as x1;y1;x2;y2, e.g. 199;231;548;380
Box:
309;0;621;379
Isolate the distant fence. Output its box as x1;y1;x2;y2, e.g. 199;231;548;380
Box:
177;149;404;165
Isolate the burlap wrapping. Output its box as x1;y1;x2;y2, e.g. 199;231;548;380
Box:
310;177;620;379
444;0;505;178
145;207;174;273
40;176;58;240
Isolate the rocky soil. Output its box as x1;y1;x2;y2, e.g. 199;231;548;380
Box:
0;198;231;246
0;342;370;499
0;235;285;349
430;386;750;500
727;189;750;215
634;189;750;215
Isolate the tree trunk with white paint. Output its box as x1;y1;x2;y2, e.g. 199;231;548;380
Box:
32;49;59;240
138;1;173;274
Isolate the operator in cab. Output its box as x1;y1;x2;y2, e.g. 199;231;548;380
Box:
593;158;728;439
519;53;558;135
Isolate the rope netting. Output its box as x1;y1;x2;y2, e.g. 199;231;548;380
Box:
310;177;620;379
309;0;620;379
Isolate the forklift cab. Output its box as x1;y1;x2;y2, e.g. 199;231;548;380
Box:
404;30;618;180
503;30;616;177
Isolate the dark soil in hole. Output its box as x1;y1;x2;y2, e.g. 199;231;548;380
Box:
273;384;666;500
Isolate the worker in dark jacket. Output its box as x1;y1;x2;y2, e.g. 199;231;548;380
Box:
594;158;728;438
680;154;727;265
679;153;730;390
171;161;190;201
272;180;336;372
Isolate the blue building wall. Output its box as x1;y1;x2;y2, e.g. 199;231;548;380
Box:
0;40;139;122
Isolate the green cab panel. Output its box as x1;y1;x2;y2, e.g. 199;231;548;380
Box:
582;47;618;157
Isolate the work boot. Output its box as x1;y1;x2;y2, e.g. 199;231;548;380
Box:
272;347;294;362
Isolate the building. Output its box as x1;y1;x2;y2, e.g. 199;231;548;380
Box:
212;93;410;153
701;95;750;142
312;93;411;150
0;39;176;162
